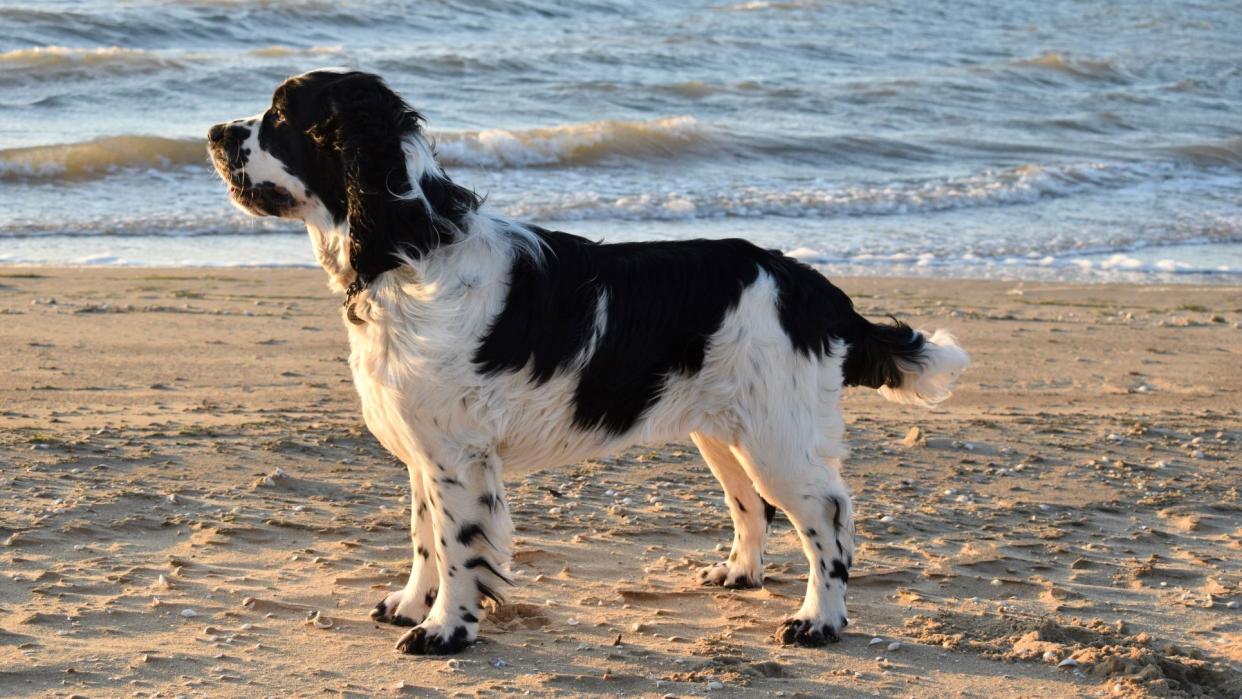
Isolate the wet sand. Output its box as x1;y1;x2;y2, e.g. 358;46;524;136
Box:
0;268;1239;698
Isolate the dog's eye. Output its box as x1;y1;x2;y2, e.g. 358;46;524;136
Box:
269;109;288;127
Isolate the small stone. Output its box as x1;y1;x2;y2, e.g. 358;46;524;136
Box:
489;658;508;668
1225;600;1238;609
706;681;724;691
990;578;1003;587
868;637;884;646
180;609;197;618
1042;650;1058;663
886;641;901;652
1058;658;1078;668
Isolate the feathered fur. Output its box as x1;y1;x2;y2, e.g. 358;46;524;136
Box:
206;69;971;656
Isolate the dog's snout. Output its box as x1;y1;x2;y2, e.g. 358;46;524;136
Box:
208;122;249;147
208;121;253;176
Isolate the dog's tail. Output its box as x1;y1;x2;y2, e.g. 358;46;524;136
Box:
842;318;970;408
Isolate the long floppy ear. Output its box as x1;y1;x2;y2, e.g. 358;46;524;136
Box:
314;72;476;284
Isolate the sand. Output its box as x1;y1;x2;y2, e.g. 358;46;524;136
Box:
0;268;1239;698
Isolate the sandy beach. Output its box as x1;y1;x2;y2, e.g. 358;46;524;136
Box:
0;268;1239;698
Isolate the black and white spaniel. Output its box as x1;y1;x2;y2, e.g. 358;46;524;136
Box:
208;70;969;655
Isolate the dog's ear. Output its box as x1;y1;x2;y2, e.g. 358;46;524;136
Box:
311;72;454;283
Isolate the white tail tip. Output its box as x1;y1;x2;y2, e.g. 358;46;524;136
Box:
877;329;970;407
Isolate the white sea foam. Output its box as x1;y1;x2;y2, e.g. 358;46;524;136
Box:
433;116;704;168
504;162;1177;221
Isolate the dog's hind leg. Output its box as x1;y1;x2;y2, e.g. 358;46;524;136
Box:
371;466;440;626
395;447;512;655
731;440;855;647
690;431;773;589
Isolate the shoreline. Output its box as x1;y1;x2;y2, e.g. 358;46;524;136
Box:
1;260;1240;287
1;268;1239;697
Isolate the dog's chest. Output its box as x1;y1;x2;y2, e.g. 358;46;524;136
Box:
343;303;492;463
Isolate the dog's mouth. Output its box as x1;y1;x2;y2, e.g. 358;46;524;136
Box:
208;142;295;217
228;180;296;216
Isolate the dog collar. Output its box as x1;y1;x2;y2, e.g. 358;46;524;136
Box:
344;277;366;325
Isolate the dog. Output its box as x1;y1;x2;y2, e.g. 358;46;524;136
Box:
208;69;970;655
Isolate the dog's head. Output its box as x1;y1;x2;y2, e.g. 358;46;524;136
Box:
208;70;478;284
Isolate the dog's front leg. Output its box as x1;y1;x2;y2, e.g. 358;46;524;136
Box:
395;447;511;655
371;466;440;626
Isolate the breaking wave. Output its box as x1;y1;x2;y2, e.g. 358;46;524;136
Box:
507;162;1179;221
433;116;705;168
0;116;705;182
0;135;207;181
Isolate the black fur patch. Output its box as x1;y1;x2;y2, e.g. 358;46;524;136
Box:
474;235;762;434
827;496;843;532
762;498;777;525
475;231;924;434
478;493;501;512
476;579;503;605
457;522;490;548
829;559;849;584
463;556;511;584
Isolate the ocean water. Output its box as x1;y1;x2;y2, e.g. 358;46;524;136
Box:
2;0;1241;282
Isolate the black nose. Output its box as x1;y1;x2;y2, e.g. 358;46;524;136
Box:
208;123;227;144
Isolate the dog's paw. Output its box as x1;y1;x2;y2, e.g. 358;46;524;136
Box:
371;586;437;627
774;615;847;647
697;561;762;590
395;621;475;655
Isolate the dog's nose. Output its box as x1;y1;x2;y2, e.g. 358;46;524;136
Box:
208;123;227;144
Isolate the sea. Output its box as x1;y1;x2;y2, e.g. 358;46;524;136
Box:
2;0;1241;282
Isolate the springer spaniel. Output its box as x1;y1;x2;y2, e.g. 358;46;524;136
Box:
208;70;969;655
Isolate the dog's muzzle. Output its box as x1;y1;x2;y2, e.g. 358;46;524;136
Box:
207;122;295;216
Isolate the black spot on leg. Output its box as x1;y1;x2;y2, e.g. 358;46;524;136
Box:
762;498;777;525
461;611;478;623
478;492;500;512
828;495;843;532
416;545;429;559
457;522;492;548
815;541;823;552
829;559;849;584
477;579;502;605
805;528;817;538
735;498;747;513
416;501;427;519
464;556;512;584
439;476;462;487
425;588;437;607
835;537;843;555
819;559;826;573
